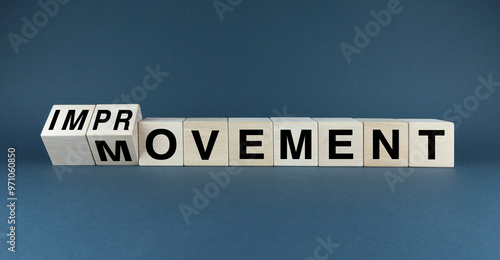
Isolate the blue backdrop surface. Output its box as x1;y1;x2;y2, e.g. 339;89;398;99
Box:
1;0;500;259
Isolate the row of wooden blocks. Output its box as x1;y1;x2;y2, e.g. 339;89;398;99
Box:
41;105;454;167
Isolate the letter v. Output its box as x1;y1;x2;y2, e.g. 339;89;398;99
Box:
191;130;219;160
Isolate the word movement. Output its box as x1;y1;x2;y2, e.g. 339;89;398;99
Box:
41;105;454;167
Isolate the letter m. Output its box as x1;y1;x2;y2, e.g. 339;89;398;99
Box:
280;129;312;159
62;110;89;130
95;140;132;161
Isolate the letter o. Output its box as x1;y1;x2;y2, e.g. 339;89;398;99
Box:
204;182;220;199
463;95;479;112
33;11;49;27
365;20;381;37
146;129;177;160
131;85;147;102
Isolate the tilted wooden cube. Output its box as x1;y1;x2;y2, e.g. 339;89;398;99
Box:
139;118;185;166
183;118;228;166
402;119;454;167
41;105;96;165
358;118;408;167
86;104;142;165
270;117;318;166
228;118;273;166
313;118;363;167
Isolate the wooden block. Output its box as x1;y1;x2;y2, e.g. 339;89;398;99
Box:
357;119;408;167
401;119;454;167
183;118;228;166
270;117;318;166
139;118;185;166
313;118;363;167
41;105;96;165
86;104;142;165
228;118;273;166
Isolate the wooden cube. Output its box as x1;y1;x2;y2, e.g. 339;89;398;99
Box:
41;105;96;165
401;119;454;167
228;118;273;166
139;118;185;166
183;118;228;166
358;119;408;167
270;117;318;166
313;118;363;167
86;104;142;165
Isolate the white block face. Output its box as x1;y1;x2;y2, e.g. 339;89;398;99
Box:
183;118;228;166
228;118;273;166
40;105;96;165
358;119;409;167
86;104;142;165
139;118;185;166
313;118;363;167
271;117;318;166
402;119;454;167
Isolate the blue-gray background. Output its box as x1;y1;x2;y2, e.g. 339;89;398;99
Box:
1;0;499;259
